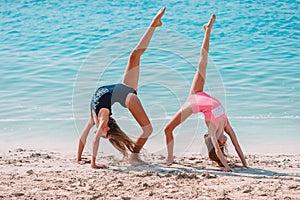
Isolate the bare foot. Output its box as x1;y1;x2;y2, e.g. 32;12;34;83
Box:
151;7;166;27
91;163;108;169
129;153;147;165
119;155;128;162
77;157;91;164
80;159;91;164
166;157;174;165
166;160;178;166
203;14;216;32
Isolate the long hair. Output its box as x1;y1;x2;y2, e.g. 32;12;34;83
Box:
204;133;227;167
107;117;138;158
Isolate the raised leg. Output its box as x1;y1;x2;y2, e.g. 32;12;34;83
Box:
190;14;216;94
122;7;165;91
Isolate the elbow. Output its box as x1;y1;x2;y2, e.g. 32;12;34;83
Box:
88;117;94;126
92;135;100;146
214;148;222;155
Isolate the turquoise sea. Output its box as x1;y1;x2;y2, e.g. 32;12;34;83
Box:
1;1;299;156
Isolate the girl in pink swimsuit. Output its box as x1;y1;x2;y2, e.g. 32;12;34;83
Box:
187;91;228;130
164;15;247;172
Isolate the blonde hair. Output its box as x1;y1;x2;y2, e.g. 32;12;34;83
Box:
107;117;138;158
204;133;227;167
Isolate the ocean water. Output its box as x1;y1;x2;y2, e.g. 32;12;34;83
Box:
1;0;299;156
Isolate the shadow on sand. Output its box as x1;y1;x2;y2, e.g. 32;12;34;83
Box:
108;160;300;180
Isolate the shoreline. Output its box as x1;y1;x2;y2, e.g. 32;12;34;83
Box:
1;136;300;158
0;148;299;199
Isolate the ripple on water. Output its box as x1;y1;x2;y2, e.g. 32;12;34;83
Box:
0;1;299;152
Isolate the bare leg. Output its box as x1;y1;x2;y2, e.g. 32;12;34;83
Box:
122;7;165;91
122;8;165;164
164;102;193;163
190;14;216;94
126;94;153;152
125;94;153;164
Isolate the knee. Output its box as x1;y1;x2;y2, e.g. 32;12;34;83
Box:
164;125;175;143
130;48;145;59
147;124;153;135
88;119;94;127
164;124;173;136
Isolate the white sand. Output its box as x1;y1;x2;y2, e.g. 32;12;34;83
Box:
0;148;299;199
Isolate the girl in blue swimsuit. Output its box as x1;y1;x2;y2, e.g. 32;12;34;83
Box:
77;8;166;169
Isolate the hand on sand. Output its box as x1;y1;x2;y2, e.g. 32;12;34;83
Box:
221;167;233;172
234;164;248;169
230;163;248;169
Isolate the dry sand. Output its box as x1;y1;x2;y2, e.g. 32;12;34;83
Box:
0;148;299;200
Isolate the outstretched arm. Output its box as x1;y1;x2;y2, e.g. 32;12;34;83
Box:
77;116;94;162
92;110;99;132
91;109;110;169
225;122;247;167
164;102;193;164
208;126;232;172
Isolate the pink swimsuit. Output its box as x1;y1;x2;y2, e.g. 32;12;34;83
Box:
187;92;228;129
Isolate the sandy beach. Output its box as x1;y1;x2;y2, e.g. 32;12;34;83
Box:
0;148;299;200
1;1;300;199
